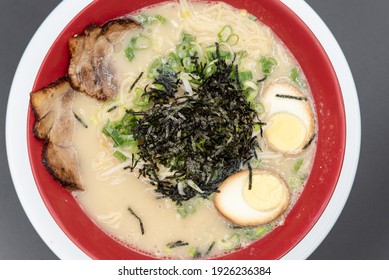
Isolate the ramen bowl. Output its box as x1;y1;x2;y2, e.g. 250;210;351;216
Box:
7;0;360;259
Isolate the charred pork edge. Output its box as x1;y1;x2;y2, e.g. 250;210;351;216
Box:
42;142;82;191
67;18;140;100
30;76;70;139
30;76;83;191
101;17;140;35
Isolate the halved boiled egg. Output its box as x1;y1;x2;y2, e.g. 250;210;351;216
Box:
214;169;289;226
261;82;315;154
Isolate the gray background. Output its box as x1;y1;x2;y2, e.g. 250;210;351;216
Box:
0;0;387;260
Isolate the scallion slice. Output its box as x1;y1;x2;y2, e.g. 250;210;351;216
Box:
218;25;233;42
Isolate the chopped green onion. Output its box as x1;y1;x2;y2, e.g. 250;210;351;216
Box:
204;63;217;78
125;34;151;61
182;32;196;43
218;25;233;42
134;95;149;108
134;14;154;25
226;34;239;46
253;102;265;115
293;159;304;173
238;70;253;82
243;225;272;240
176;33;196;58
182;56;196;72
177;200;197;218
134;14;167;25
102;113;138;147
244;91;258;104
103;125;136;147
290;67;304;87
133;88;150;108
113;150;127;161
219;233;240;250
243;80;258;92
188;247;202;258
155;15;167;24
205;45;216;55
131;34;151;50
235;50;248;62
219;50;233;60
148;58;164;78
253;123;261;132
166;52;181;70
260;56;277;76
125;46;135;61
205;45;233;62
147;57;177;78
290;67;299;82
176;44;190;58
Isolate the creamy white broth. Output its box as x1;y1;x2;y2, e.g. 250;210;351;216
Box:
71;0;316;259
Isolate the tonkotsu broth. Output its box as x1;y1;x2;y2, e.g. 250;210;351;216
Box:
71;0;316;259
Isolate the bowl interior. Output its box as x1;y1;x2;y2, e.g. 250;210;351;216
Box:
27;0;345;259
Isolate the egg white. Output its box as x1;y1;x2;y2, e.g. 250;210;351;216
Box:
261;82;315;154
214;169;289;226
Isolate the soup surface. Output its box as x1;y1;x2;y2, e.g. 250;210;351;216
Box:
69;0;317;259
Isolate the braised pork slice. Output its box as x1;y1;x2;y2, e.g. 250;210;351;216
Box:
68;18;140;101
30;77;83;190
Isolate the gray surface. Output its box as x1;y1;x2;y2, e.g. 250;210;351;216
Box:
0;0;387;260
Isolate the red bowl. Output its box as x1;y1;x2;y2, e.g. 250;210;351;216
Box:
27;0;345;259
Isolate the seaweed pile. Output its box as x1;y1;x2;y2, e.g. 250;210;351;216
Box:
104;43;263;203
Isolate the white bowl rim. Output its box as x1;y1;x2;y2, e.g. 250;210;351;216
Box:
6;0;360;260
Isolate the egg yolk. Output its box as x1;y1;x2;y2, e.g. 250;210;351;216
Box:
264;112;307;152
243;173;285;212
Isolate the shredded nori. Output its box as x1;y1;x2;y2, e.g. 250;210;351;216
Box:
73;112;88;128
142;71;181;104
107;105;118;113
167;240;189;249
127;44;260;204
129;71;144;92
303;133;316;150
128;207;144;235
100;43;260;205
275;94;308;101
205;241;216;256
248;162;253;190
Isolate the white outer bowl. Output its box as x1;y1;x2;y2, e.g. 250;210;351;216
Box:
6;0;360;259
